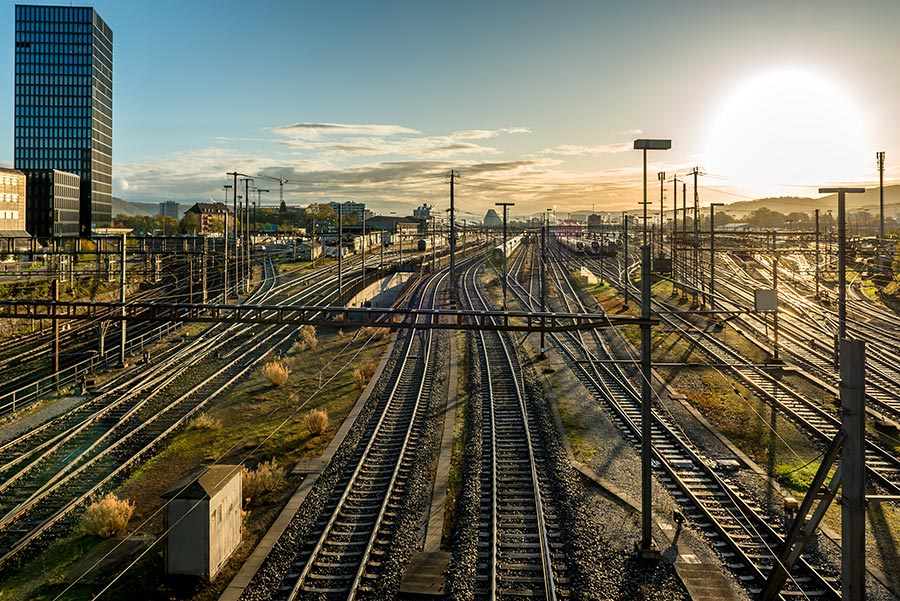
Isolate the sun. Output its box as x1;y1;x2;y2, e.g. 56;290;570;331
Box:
705;67;870;193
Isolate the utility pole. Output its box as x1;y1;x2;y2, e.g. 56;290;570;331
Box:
657;171;665;258
243;177;251;293
815;209;820;300
201;236;208;303
540;222;547;358
691;167;702;305
772;232;780;362
709;203;723;311
119;231;127;367
362;210;367;282
840;338;866;601
622;212;629;309
496;202;515;309
338;204;343;301
877;151;885;270
449;170;459;305
227;172;238;295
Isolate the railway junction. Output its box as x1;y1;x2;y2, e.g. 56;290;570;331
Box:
0;208;898;601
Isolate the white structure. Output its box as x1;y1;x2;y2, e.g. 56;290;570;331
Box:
163;465;242;579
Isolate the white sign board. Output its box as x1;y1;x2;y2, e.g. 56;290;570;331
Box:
755;289;778;312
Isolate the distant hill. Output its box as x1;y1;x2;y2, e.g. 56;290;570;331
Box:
719;185;900;217
112;197;153;217
112;198;192;218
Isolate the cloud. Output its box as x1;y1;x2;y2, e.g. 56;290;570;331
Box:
543;143;632;156
114;177;129;191
623;128;644;136
267;123;421;140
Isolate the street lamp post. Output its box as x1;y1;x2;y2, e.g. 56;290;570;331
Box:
633;138;671;559
709;202;724;311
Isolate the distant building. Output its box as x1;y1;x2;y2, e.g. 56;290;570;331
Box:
159;200;180;220
23;169;81;238
185;202;227;234
14;5;114;237
587;214;602;234
328;200;371;223
296;242;322;262
483;208;501;228
0;168;28;236
413;204;432;220
162;465;242;580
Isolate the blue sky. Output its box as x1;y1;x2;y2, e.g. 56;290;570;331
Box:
2;0;899;218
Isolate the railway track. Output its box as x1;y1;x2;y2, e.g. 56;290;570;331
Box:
242;269;447;600
0;254;384;568
460;262;567;600
507;242;839;599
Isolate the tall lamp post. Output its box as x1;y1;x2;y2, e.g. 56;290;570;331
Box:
495;202;515;310
633;138;671;559
709;202;724;311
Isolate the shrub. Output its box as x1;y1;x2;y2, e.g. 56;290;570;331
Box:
243;459;285;504
305;408;329;436
78;493;134;537
353;360;378;390
261;360;290;386
189;412;221;431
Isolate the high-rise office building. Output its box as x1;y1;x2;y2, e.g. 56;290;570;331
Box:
14;4;113;238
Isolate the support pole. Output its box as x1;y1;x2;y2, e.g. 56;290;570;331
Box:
639;244;657;557
495;202;515;310
772;234;780;362
52;279;59;381
623;213;629;308
119;232;126;366
540;224;547;357
815;209;820;300
840;339;866;601
449;170;458;305
338;205;343;301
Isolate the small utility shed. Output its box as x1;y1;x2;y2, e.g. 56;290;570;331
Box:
162;464;242;579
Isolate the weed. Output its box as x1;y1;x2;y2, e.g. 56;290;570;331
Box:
189;412;221;431
305;408;329;436
353;360;377;389
77;493;134;537
261;360;290;387
243;459;285;505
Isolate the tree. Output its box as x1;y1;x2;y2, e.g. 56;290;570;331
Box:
280;200;287;213
303;203;337;230
180;212;200;234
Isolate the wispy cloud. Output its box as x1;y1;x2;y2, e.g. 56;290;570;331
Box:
543;143;632;156
267;123;421;140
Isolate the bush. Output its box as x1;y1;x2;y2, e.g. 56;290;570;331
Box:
353;360;378;390
291;325;319;355
261;360;290;386
305;408;329;436
78;493;134;537
243;459;285;504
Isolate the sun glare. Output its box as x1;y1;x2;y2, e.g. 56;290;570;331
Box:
705;67;869;194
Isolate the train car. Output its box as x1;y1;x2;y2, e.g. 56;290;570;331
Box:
417;238;431;251
491;235;523;264
557;236;585;254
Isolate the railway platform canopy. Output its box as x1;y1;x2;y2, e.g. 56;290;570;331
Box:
0;300;653;332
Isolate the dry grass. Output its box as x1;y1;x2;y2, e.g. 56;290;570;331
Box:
242;459;286;505
261;360;290;387
189;412;221;431
78;493;135;537
353;360;378;390
358;326;391;341
291;325;318;354
305;408;329;436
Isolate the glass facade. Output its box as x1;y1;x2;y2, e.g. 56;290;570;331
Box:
14;4;112;238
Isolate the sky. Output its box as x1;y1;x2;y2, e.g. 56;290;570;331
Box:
2;0;899;220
